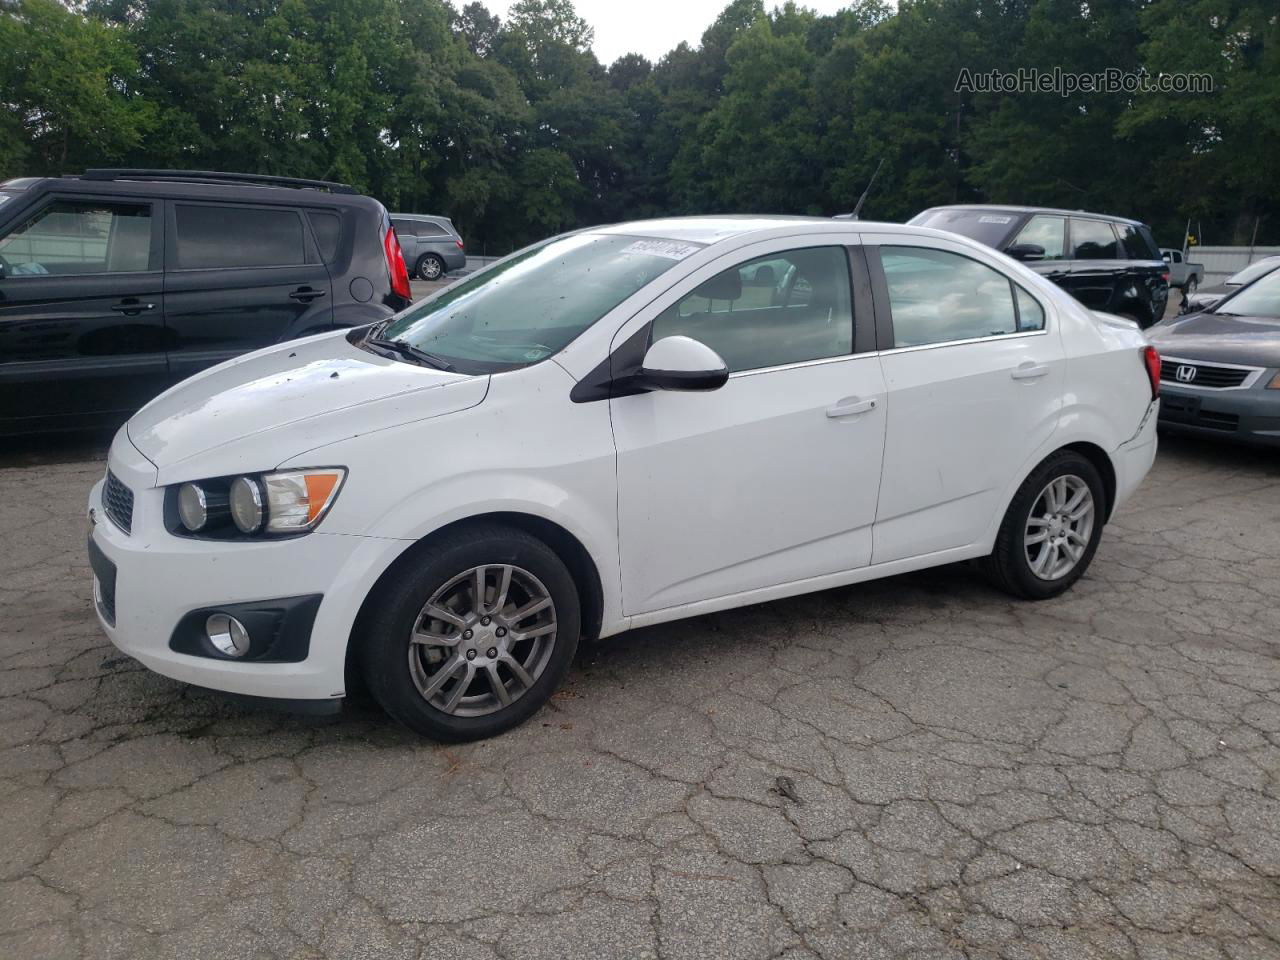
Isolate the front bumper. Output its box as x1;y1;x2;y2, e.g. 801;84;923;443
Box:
87;432;407;702
1158;375;1280;447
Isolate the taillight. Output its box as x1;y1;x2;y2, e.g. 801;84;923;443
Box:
1143;346;1161;399
455;238;464;250
383;226;412;301
1160;270;1170;284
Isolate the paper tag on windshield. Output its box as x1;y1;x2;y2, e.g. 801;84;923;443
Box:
978;214;1013;224
623;238;702;260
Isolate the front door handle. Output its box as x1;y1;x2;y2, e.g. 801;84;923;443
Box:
289;287;327;302
1011;362;1050;380
826;397;877;418
109;299;156;315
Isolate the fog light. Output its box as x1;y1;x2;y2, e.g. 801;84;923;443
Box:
205;613;251;657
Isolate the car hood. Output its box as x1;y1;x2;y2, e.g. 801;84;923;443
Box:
128;330;488;485
1147;311;1280;369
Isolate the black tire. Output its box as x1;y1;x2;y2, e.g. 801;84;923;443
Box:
358;523;580;741
416;254;445;281
978;450;1106;601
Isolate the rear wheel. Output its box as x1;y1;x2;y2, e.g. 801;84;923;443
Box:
416;253;445;281
979;451;1105;600
359;524;580;740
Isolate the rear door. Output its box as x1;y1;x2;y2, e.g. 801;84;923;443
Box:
163;200;333;382
0;194;167;430
1061;218;1126;310
864;236;1065;564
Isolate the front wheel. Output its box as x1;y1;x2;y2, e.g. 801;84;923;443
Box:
359;524;580;741
979;451;1106;600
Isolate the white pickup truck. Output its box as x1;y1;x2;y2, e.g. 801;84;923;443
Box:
1161;248;1205;293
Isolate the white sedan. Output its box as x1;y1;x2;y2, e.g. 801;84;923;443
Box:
87;217;1161;740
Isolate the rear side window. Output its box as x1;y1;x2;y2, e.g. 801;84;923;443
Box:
308;211;341;263
1011;215;1065;259
1071;219;1122;259
881;247;1019;347
175;204;305;269
0;200;152;275
1119;224;1159;260
391;219;417;236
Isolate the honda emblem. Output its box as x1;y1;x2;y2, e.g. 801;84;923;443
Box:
1175;364;1197;383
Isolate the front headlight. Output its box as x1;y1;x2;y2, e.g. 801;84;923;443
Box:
171;468;346;538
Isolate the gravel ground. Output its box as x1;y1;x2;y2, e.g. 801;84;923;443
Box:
2;424;1279;960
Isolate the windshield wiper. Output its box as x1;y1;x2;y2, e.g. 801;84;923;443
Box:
365;336;456;372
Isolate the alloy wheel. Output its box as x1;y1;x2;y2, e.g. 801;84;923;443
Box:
1024;474;1095;581
407;564;558;716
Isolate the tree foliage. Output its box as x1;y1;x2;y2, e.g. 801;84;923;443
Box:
2;0;1277;248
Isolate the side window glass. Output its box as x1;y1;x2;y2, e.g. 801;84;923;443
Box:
308;212;341;263
392;219;417;236
175;205;305;269
1015;285;1045;331
0;201;151;276
1120;224;1154;260
651;246;854;373
881;247;1018;347
1011;215;1065;259
1071;219;1122;259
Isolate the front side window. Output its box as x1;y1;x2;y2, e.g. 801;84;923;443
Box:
881;246;1041;347
650;246;854;373
379;233;699;372
0;200;151;276
175;204;305;269
1071;219;1122;259
1011;215;1065;259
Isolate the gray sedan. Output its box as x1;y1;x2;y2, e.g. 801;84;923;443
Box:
391;213;467;281
1181;255;1280;314
1150;267;1280;446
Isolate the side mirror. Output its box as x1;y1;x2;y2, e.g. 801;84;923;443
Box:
639;336;728;392
1005;243;1046;262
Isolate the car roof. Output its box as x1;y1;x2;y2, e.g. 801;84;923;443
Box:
919;204;1147;227
587;215;923;246
392;213;453;223
9;174;381;210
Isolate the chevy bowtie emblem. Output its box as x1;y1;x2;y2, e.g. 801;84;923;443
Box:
1176;364;1197;383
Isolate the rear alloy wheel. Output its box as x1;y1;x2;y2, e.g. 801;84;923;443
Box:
979;451;1105;600
416;254;445;281
359;524;580;740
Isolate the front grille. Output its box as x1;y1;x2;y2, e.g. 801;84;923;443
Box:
103;470;134;534
1160;361;1252;389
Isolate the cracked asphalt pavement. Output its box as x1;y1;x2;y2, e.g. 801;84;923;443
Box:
2;432;1278;960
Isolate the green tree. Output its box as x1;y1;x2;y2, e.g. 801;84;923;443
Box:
0;0;153;176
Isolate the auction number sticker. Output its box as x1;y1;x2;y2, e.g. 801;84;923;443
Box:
623;238;703;260
978;214;1014;224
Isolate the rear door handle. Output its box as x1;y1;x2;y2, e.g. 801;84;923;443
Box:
109;300;156;314
826;397;877;418
1011;362;1050;381
289;287;327;302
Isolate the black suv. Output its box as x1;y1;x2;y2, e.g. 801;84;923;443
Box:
909;205;1169;328
0;169;414;435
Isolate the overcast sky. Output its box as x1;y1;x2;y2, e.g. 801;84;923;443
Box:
488;1;854;66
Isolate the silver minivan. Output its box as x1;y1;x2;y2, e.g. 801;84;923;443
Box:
390;213;466;280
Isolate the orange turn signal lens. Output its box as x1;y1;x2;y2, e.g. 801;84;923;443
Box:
1268;372;1280;390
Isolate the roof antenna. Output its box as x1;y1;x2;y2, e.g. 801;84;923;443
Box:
834;157;885;220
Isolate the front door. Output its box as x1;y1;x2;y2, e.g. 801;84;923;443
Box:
0;195;167;431
865;238;1065;564
610;241;887;616
163;200;333;382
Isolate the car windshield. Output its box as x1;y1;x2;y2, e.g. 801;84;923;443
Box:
1226;258;1280;286
1215;269;1280;318
374;233;700;372
908;209;1019;247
